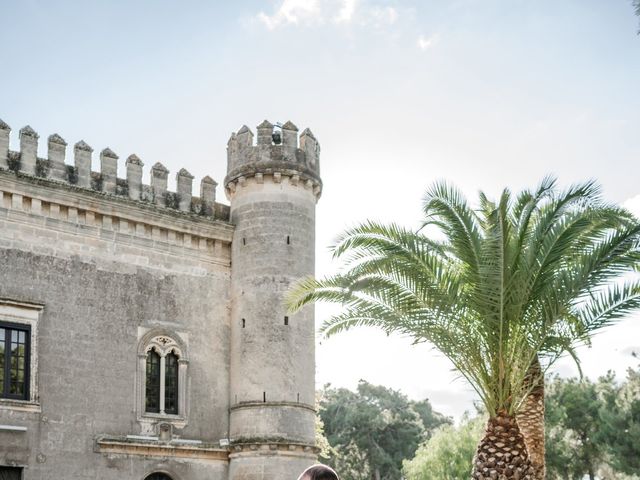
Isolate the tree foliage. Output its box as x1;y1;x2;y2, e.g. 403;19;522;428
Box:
290;177;640;477
403;414;485;480
289;178;640;420
318;381;450;480
545;368;640;480
599;363;640;476
545;376;607;479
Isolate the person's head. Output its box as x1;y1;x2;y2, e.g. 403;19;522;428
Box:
297;464;339;480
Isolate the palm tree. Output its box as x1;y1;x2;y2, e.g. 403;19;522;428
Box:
287;177;640;480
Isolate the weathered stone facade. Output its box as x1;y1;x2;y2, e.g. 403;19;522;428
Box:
0;118;322;480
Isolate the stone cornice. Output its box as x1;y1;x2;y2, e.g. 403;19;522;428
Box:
0;169;232;238
230;401;316;413
228;441;319;459
95;436;228;462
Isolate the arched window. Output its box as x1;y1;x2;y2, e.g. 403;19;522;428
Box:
164;351;179;415
137;331;188;425
145;473;173;480
145;349;161;413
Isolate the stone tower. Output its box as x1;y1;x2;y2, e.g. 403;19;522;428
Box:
225;120;322;480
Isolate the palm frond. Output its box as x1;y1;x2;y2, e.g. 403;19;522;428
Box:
286;178;640;418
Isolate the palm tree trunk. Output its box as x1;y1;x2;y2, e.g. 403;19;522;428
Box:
472;411;534;479
516;358;545;480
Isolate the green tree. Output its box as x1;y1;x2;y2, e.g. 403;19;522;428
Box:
600;363;640;475
413;398;452;438
319;381;448;480
544;376;607;480
403;414;485;480
288;178;640;479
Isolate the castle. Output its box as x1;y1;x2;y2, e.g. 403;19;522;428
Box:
0;118;322;480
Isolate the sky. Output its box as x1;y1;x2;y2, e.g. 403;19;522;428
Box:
1;0;640;420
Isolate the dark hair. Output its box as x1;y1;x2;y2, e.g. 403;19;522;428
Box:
298;464;339;480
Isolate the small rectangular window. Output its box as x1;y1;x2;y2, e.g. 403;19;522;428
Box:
0;322;30;401
284;316;289;326
0;466;23;479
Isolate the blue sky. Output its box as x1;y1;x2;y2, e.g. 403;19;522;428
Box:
2;0;640;419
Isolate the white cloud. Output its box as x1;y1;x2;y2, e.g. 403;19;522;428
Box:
417;33;438;51
368;6;398;25
254;0;400;30
334;0;358;23
256;0;321;30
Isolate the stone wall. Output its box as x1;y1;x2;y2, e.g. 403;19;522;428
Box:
0;117;324;480
0;167;232;479
225;122;321;480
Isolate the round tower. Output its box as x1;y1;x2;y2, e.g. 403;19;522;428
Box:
225;120;322;480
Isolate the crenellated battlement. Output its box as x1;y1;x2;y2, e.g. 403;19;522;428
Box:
0;118;225;220
224;120;322;200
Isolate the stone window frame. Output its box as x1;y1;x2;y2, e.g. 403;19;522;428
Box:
136;328;189;428
0;299;43;412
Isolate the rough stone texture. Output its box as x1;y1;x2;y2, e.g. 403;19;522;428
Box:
0;119;321;480
0;124;221;217
74;141;93;189
0;249;230;478
100;148;119;194
0;122;9;170
126;154;144;201
0;167;233;478
225;122;321;480
47;134;68;182
19;126;39;176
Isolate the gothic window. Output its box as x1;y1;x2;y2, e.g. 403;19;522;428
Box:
145;349;161;413
137;330;188;423
164;352;179;415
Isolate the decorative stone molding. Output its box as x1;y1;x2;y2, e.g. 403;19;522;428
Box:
224;120;323;201
0;117;221;218
228;441;319;459
95;436;228;462
143;335;185;360
229;401;316;413
136;328;189;432
0;170;233;271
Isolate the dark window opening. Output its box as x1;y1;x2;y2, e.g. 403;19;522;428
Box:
242;237;246;245
286;235;290;244
145;349;161;413
164;352;179;415
0;322;30;401
0;466;23;480
242;318;246;328
284;316;289;326
145;474;173;480
263;391;266;402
